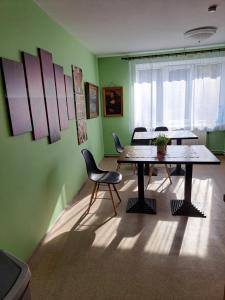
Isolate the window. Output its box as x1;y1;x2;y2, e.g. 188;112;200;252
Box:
130;56;225;132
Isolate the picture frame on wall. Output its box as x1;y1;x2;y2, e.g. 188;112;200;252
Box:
72;66;83;95
102;86;123;117
85;82;99;119
75;94;87;120
76;119;88;145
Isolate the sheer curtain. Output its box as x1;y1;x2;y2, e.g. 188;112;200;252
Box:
129;55;225;144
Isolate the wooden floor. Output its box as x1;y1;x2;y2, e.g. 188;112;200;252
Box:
30;156;225;300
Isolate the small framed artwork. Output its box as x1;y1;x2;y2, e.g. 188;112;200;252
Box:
76;119;88;145
85;82;99;119
103;87;123;117
72;66;83;95
75;94;87;120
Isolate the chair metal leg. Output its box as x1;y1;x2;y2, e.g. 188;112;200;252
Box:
87;182;98;213
92;182;100;205
165;164;172;184
113;184;122;204
108;184;117;216
146;164;172;190
116;163;120;171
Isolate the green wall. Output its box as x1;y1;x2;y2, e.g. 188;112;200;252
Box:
98;57;130;155
0;0;104;260
207;132;225;154
98;56;225;155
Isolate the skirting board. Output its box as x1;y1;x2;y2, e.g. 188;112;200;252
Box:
210;150;225;155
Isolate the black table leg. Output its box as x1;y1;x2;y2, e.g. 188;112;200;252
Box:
126;162;156;214
170;164;206;217
170;138;185;176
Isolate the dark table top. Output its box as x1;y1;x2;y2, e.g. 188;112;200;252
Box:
134;130;198;140
117;145;220;165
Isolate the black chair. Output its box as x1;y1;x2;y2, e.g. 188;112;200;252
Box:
131;127;149;145
155;126;169;132
147;126;172;188
112;132;124;171
112;132;124;154
112;132;136;173
81;149;122;216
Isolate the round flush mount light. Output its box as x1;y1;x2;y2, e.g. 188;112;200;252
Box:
184;26;217;42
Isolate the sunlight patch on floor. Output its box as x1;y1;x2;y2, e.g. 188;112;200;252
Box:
92;218;121;248
144;221;178;254
117;233;142;250
147;177;172;192
43;194;92;243
170;177;184;198
179;179;213;258
119;179;136;192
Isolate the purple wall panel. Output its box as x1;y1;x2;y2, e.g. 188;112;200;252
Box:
1;58;32;135
54;64;69;130
23;52;49;140
64;75;75;120
38;49;60;143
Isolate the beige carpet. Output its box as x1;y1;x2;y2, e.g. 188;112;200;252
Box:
30;157;225;300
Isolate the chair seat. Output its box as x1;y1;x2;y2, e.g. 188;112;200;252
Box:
90;171;122;184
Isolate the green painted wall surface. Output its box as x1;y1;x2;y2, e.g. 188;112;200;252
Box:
0;0;103;260
98;56;225;155
98;57;130;155
207;132;225;153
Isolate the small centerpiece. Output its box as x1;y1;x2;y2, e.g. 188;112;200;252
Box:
154;134;170;156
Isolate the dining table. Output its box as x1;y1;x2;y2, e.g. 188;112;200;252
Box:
117;145;220;217
133;130;198;176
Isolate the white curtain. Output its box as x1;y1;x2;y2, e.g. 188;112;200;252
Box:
129;55;225;138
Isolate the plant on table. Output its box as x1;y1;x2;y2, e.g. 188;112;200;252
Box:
153;134;170;156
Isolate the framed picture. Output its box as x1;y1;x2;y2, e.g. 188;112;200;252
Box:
72;66;83;95
85;82;99;119
75;94;87;120
103;87;123;117
76;119;88;145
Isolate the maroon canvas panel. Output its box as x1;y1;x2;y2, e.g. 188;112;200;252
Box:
1;58;32;135
23;52;49;140
38;49;60;143
54;64;69;130
64;75;75;120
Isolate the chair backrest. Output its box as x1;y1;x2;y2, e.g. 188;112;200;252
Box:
131;127;148;145
155;126;168;131
112;132;124;153
81;149;100;178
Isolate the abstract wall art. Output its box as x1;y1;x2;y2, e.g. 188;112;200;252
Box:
1;58;32;136
23;52;49;140
38;48;60;143
54;64;69;130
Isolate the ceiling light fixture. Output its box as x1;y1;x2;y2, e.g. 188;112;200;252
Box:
208;4;218;12
184;26;217;42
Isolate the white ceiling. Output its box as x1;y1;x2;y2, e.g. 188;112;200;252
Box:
34;0;225;56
